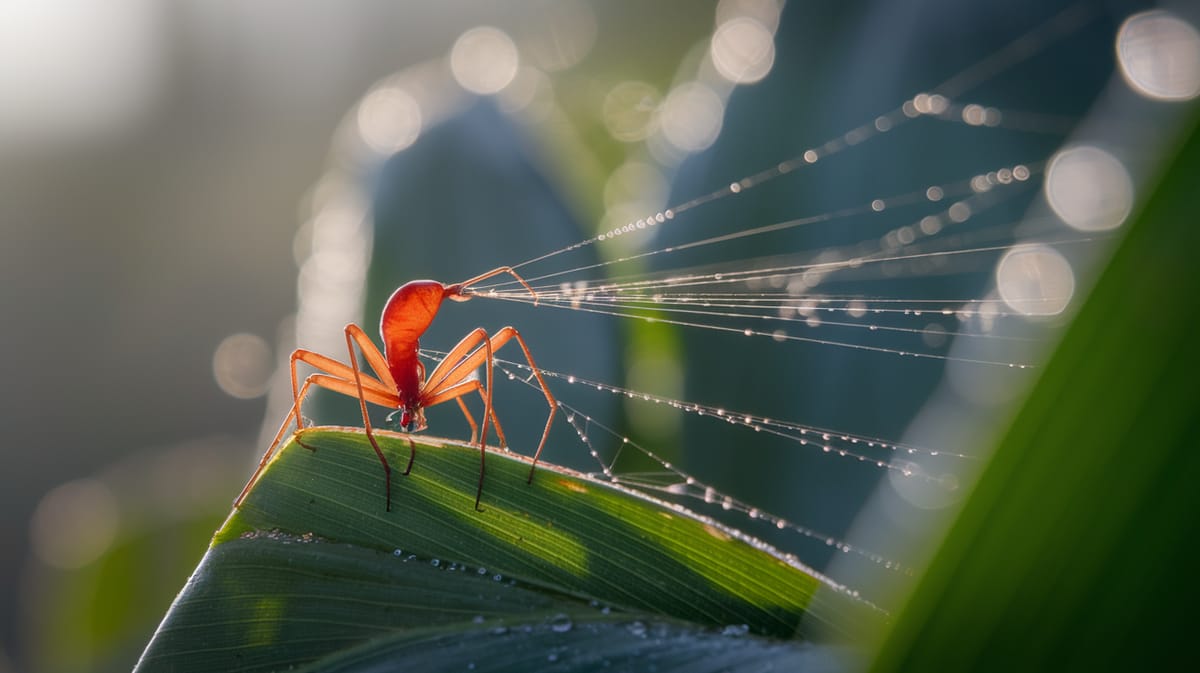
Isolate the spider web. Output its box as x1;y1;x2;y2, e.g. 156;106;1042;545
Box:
278;0;1195;607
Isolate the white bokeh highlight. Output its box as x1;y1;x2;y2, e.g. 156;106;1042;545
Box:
450;26;519;95
213;332;274;399
1117;10;1200;102
660;82;724;152
996;244;1076;317
711;17;776;84
356;86;422;154
1045;145;1134;232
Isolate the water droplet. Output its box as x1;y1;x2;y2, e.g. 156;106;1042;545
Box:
721;624;750;637
550;613;573;633
627;621;648;637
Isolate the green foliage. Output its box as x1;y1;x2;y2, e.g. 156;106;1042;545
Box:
868;115;1200;670
136;429;880;672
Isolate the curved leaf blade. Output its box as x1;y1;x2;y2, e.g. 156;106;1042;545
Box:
137;429;879;671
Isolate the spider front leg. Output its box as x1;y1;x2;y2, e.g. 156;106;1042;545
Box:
452;393;510;448
421;328;495;510
235;370;397;509
344;324;405;511
487;326;557;484
452;266;539;305
421;326;555;505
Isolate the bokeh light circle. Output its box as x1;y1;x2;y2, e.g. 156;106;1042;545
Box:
213;332;273;399
1045;145;1134;232
710;17;776;84
603;81;662;142
450;26;519;95
660;82;724;152
356;87;422;153
1117;11;1200;102
31;479;119;569
996;244;1075;316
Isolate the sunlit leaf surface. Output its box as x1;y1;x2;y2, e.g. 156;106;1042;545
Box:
136;428;880;672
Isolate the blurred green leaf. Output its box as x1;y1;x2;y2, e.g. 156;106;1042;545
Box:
136;429;880;672
868;114;1200;670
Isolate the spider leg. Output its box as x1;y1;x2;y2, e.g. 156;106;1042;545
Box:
455;266;538;304
289;347;394;430
427;380;509;448
420;328;494;511
234;372;399;508
235;378;310;508
455;397;479;444
430;327;556;479
424;327;490;394
423;326;554;491
346;323;399;390
238;342;394;509
345;325;400;511
486;327;556;485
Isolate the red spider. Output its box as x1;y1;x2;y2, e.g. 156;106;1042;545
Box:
235;267;555;511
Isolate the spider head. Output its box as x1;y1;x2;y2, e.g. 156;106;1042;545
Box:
386;406;427;433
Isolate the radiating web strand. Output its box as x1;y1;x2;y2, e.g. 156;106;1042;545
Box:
552;401;912;573
483;296;1033;367
487;2;1094;281
523;292;1067;323
433;351;923;576
488;294;1039;344
495;232;1096;301
507;207;1073;302
477;163;1038;293
416;348;976;463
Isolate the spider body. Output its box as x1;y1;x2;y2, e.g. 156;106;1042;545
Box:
380;279;465;430
235;267;555;511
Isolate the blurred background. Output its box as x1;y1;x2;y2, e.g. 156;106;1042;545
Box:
1;1;1196;671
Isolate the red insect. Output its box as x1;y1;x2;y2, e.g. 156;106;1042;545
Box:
234;267;556;511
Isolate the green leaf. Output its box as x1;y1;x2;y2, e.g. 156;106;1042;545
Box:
295;615;848;673
867;115;1200;669
136;429;880;672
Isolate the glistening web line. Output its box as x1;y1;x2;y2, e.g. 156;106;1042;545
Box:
416;348;976;470
507;209;1074;300
416;348;937;575
491;2;1096;279
472;234;1105;368
488;295;1041;344
474;162;1041;294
